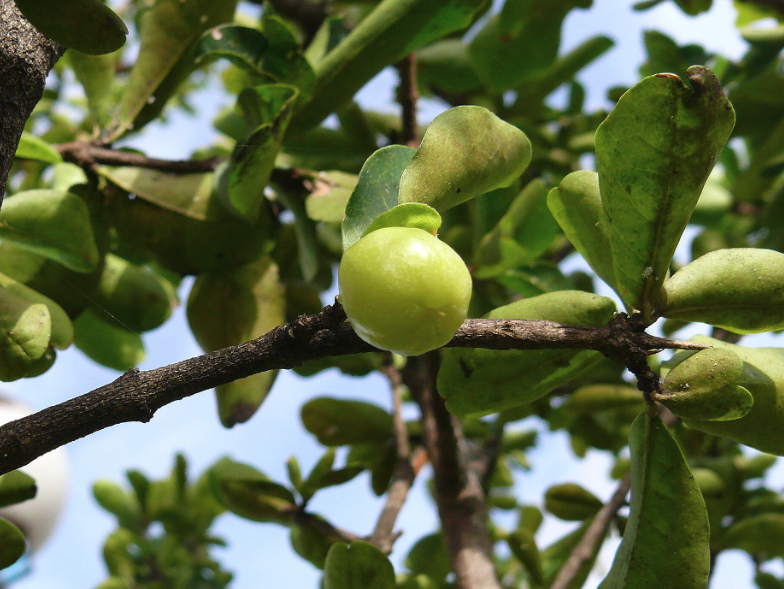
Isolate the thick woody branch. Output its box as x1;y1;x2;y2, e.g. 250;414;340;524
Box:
0;306;705;477
407;353;501;589
0;0;64;205
550;474;632;589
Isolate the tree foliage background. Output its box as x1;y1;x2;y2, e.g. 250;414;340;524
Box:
2;0;784;588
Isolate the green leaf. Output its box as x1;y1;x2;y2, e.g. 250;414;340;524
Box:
291;523;333;569
107;172;272;275
342;145;416;251
669;337;784;455
438;291;616;417
363;203;441;237
398;106;532;212
597;412;710;589
544;483;604;521
73;309;145;372
655;347;753;421
0;471;36;508
721;514;784;557
102;528;135;580
474;179;559;278
0;272;72;350
405;533;451;583
257;14;316;100
561;385;645;414
324;541;396;589
417;39;482;95
222;85;298;221
541;519;602;589
468;0;591;91
93;480;142;529
68;50;117;129
0;517;26;569
506;529;543;586
109;0;237;138
594;66;735;317
291;0;486;132
187;257;285;426
0;190;99;273
660;249;784;334
673;0;712;15
209;457;295;524
14;133;62;164
193;25;269;75
301;398;393;446
14;0;127;55
0;287;51;381
304;171;358;223
547;171;616;290
93;254;176;334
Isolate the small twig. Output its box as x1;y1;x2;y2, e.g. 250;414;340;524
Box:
294;510;362;544
369;359;419;552
55;142;220;174
395;53;420;147
550;474;632;589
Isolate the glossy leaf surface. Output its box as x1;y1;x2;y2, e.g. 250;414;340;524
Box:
594;66;734;316
598;412;710;589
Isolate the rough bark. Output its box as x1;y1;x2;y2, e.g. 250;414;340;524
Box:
0;0;64;205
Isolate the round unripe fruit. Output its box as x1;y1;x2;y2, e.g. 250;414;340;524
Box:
339;227;472;356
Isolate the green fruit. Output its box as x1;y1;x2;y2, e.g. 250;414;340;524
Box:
338;227;472;356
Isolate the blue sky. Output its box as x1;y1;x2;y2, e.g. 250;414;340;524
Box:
2;1;781;588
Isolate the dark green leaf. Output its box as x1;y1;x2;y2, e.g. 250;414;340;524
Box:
73;309;145;371
0;471;36;508
0;517;26;569
69;50;117;128
193;25;269;75
301;397;393;446
341;145;416;251
544;483;603;521
324;541;396;589
14;0;127;54
597;412;710;589
405;533;451;582
721;514;784;557
506;529;543;586
594;66;734;317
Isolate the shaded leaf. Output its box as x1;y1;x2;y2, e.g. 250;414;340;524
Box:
291;523;333;569
405;533;451;582
398;106;532;212
0;190;99;273
438;291;616;417
0;517;26;569
73;309;145;371
506;529;543;586
187;257;285;426
69;50;117;128
342;145;415;251
304;171;357;223
545;483;603;521
324;541;396;589
14;0;127;55
541;519;602;589
93;480;142;529
561;385;644;414
660;248;784;334
594;66;734;317
597;412;710;589
193;25;269;75
0;471;36;509
301;397;393;446
0;287;50;381
721;514;784;557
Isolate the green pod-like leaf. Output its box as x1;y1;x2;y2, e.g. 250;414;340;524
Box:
594;66;735;317
93;480;142;530
324;541;396;589
73;309;145;372
544;483;604;521
398;106;531;212
561;385;645;414
0;190;99;273
69;50;117;128
187;257;285;427
0;470;36;508
660;248;784;334
14;0;127;55
0;517;26;569
720;513;784;557
677;337;784;455
691;468;725;498
0;287;51;382
438;291;616;417
301;398;393;446
291;523;333;569
547;171;616;291
597;412;710;589
655;347;753;421
506;528;543;585
102;528;135;580
0;272;72;350
14;133;63;164
405;533;451;583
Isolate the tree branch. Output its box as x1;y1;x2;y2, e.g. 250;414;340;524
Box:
549;474;632;589
395;53;420;147
0;305;706;478
408;353;501;589
0;0;65;205
54;142;221;174
294;509;362;545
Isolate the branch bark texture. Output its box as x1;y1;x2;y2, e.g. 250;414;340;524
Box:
0;0;64;205
0;305;705;477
